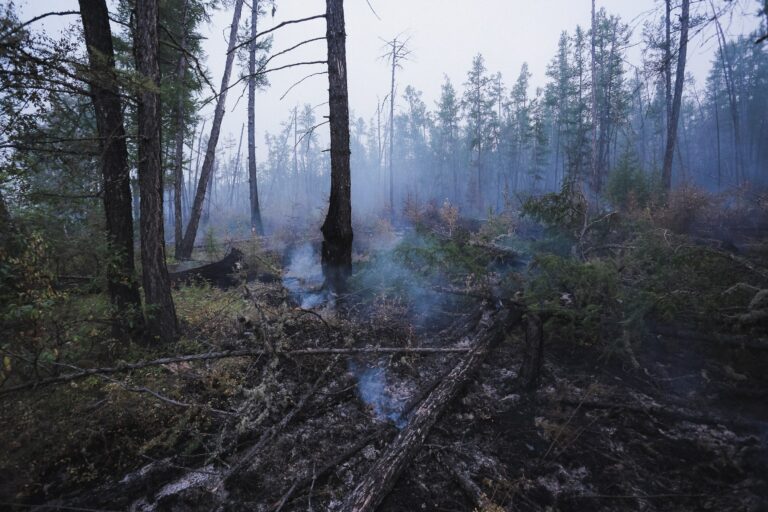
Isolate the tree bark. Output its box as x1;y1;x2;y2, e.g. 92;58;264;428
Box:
341;308;517;512
177;0;245;259
135;0;178;342
665;0;672;134
661;0;690;191
0;189;19;257
172;0;189;259
519;313;544;391
248;0;264;235
714;16;743;185
388;41;396;221
78;0;143;337
590;0;599;195
321;0;353;292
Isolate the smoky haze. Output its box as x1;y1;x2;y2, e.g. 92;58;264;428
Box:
15;0;766;239
19;0;761;158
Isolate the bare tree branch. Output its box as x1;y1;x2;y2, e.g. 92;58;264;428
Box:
0;345;471;395
1;10;80;40
279;71;327;100
228;13;326;55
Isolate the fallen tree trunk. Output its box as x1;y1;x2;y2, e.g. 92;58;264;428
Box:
0;346;471;395
169;247;245;288
270;352;477;510
341;306;520;512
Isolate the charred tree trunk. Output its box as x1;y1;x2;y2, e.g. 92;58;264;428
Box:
135;0;178;342
519;313;544;391
78;0;143;337
248;0;264;235
661;0;690;191
342;308;517;512
177;0;245;259
321;0;353;292
172;0;189;258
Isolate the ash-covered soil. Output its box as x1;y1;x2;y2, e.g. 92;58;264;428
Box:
42;282;767;512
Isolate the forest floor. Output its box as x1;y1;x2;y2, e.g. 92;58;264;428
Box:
2;191;768;511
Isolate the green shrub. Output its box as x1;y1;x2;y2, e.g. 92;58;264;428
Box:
605;153;659;211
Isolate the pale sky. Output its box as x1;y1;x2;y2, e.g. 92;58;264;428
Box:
17;0;765;160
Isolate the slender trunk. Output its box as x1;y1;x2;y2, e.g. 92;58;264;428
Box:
293;105;299;206
713;85;722;190
191;119;206;207
135;0;178;342
714;17;742;185
388;42;396;221
203;157;215;224
247;0;264;235
665;0;672;133
590;0;599;195
230;122;244;204
177;0;245;259
78;0;143;337
321;0;353;292
173;0;189;259
662;0;690;191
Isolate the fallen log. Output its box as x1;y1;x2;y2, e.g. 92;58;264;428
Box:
169;247;245;288
0;346;472;395
341;306;519;512
270;357;471;511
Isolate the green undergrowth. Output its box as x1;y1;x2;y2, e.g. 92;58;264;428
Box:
350;230;495;314
521;183;768;356
0;280;251;501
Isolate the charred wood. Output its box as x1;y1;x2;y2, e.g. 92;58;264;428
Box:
341;306;520;512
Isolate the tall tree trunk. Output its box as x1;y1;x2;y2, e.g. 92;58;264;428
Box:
388;41;396;221
78;0;143;337
292;105;299;208
247;0;264;235
665;0;672;134
713;85;722;190
714;17;743;185
590;0;600;195
173;0;189;259
190;119;206;207
321;0;353;292
229;123;244;204
661;0;690;191
135;0;178;342
177;0;245;259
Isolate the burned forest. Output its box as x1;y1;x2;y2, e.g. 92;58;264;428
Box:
3;0;768;511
